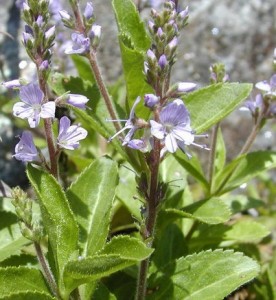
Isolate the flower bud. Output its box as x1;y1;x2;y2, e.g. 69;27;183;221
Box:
83;2;93;20
59;10;71;20
67;94;89;109
45;25;55;40
89;24;101;48
144;94;159;108
36;15;44;27
158;54;168;69
39;60;49;71
177;82;197;93
2;79;22;89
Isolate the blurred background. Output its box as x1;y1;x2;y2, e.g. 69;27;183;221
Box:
0;0;275;187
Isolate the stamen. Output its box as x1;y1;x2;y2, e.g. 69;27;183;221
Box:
194;133;208;138
192;142;210;150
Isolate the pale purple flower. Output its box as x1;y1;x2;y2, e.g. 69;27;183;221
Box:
90;24;101;39
57;116;88;150
67;94;89;109
14;131;40;162
15;0;26;9
65;33;90;55
255;74;276;97
13;83;56;128
167;36;178;51
36;16;44;27
39;60;49;71
177;82;197;93
59;10;71;21
2;79;21;89
108;97;143;145
22;32;33;45
84;2;94;20
144;94;159;108
150;99;208;156
45;26;55;40
242;94;264;117
158;54;168;69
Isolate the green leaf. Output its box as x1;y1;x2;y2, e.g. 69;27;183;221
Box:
116;164;141;221
0;211;30;262
0;292;56;300
163;197;231;225
148;250;260;300
184;83;252;134
112;0;150;50
66;157;118;256
112;0;153;117
174;152;209;190
71;55;95;84
92;282;117;300
64;236;153;293
214;127;226;174
0;267;51;297
214;151;276;195
190;220;270;249
26;165;78;287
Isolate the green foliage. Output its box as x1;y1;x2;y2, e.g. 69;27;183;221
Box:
63;236;153;294
0;267;52;298
66;157;118;256
26;165;79;293
163;197;231;225
112;0;153;117
214;151;276;195
184;83;252;133
148;250;260;300
0;211;30;262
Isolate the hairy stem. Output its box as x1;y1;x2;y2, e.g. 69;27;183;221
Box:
34;242;60;298
38;75;58;179
87;50;121;132
136;139;160;300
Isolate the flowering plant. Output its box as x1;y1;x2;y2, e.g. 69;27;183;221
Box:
0;1;275;299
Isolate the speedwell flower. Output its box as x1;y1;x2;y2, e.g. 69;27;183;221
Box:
14;131;40;162
150;99;208;157
108;97;148;145
13;83;56;128
65;33;90;55
255;74;276;97
57;116;88;150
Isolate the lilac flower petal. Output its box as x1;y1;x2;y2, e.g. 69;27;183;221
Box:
150;120;165;139
2;79;21;89
255;80;271;92
19;83;44;105
40;102;56;119
127;139;146;150
177;82;197;93
14;131;39;162
13;102;34;119
67;94;89;109
165;133;178;153
84;2;93;19
57;116;87;150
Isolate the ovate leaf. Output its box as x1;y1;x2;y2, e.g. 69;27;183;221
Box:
27;165;78;288
184;83;252;133
148;250;260;300
66;157;118;257
163;197;231;225
214;151;276;195
64;236;153;293
0;267;51;298
112;0;153;118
